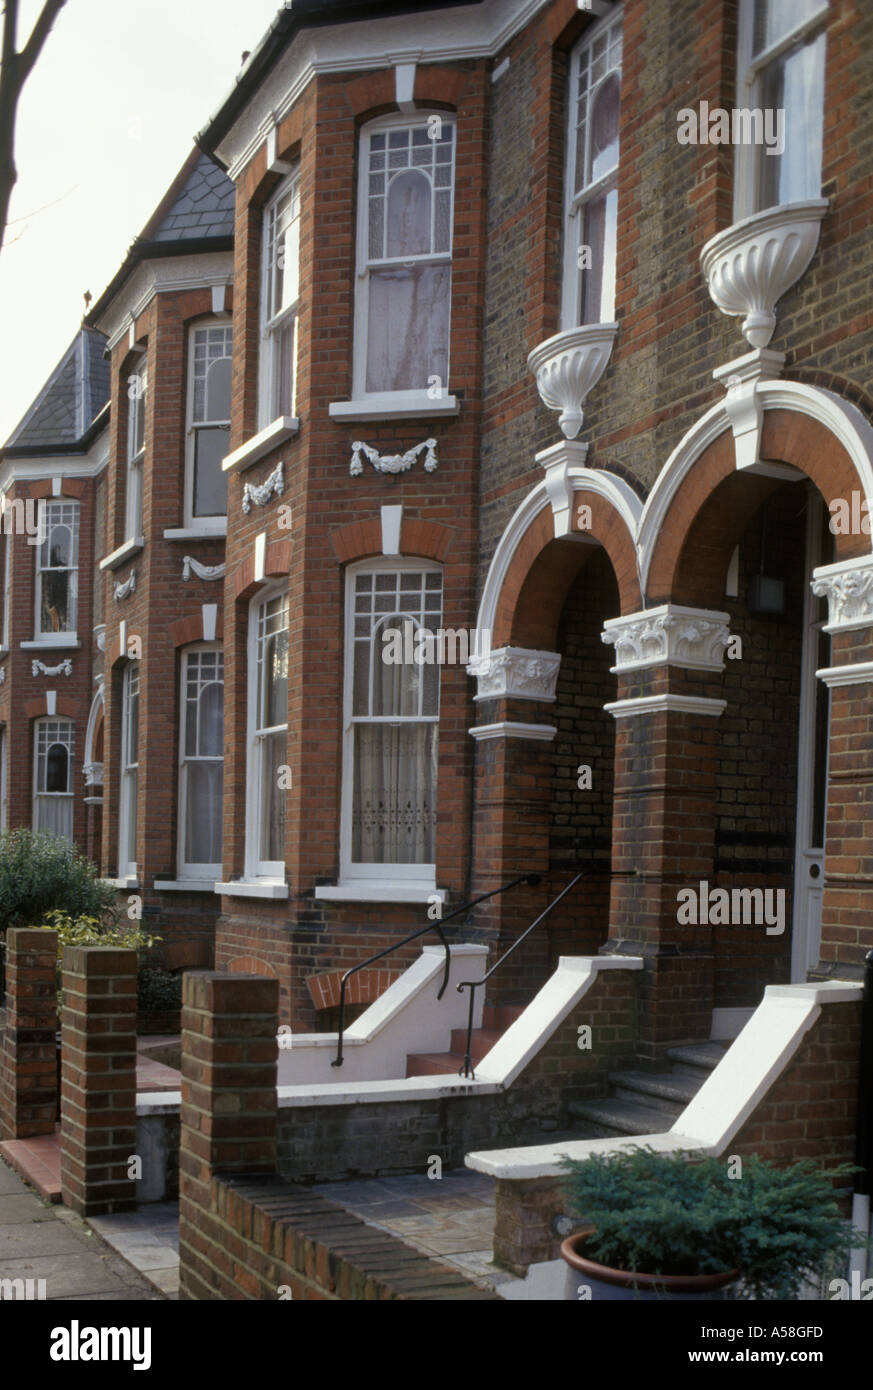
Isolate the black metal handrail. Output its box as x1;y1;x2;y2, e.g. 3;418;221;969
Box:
330;872;541;1067
455;870;587;1078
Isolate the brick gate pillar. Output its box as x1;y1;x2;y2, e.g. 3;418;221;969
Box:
60;945;138;1216
601;606;732;1061
468;646;562;1002
0;928;58;1139
810;562;873;979
178;972;279;1295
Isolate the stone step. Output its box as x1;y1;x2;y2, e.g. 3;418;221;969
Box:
482;1003;525;1031
567;1095;678;1138
450;1027;502;1060
608;1069;700;1115
666;1042;727;1079
405;1051;466;1077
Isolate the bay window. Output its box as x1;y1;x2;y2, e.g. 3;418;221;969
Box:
353;117;455;403
35;500;79;638
33;718;75;842
178;645;224;879
341;562;441;884
119;662;139;878
562;10;622;327
186;322;231;525
246;588;289;879
126;361;147;541
736;0;827;217
259;174;300;428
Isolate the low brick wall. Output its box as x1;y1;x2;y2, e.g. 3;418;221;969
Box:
185;1172;498;1300
276;968;637;1182
0;929;57;1140
178;970;498;1300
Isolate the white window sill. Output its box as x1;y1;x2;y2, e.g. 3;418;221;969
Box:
21;637;81;650
153;879;217;893
315;883;446;905
100;538;145;571
328;393;460;422
215;879;290;900
83;796;103;806
164;522;227;540
108;876;139;890
223;417;300;473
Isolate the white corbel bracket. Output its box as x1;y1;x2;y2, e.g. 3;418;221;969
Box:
713;349;799;477
537;439;592;538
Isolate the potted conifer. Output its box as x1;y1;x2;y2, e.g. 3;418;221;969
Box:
559;1147;863;1301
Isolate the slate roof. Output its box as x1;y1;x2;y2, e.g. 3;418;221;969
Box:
5;327;110;450
152;153;235;242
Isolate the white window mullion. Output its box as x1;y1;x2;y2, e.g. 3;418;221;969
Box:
245;588;289;879
33;718;75;843
178;644;224;878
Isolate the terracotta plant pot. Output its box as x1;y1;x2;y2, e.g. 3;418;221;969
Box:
560;1230;739;1302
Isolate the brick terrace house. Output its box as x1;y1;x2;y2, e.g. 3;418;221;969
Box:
2;0;872;1153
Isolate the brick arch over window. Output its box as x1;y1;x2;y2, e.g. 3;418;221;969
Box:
306;967;401;1013
330;517;454;565
644;394;873;606
170;613;225;647
479;476;641;651
227;955;277;979
231;537;293;602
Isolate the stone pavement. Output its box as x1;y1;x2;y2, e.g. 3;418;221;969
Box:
89;1202;179;1298
0;1156;163;1301
313;1167;511;1292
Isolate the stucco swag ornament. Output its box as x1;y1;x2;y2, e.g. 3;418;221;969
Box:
114;570;136;602
242;461;284;513
182;556;227;582
32;658;73;677
350;438;438;476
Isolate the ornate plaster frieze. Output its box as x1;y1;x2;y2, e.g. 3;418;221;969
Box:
83;761;104;787
94;624;106;652
350;438;438;476
32;658;72;677
0;667;6;685
114;571;136;602
602;605;732;673
242;461;284;513
467;646;561;703
811;555;873;633
182;556;227;582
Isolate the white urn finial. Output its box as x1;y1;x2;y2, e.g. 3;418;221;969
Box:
527;323;619;439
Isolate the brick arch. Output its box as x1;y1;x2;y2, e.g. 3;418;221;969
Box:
227;955;277;979
493;492;640;650
330;517;454;565
169;613;225;647
231;537;293;601
25;695;78;719
306;967;401;1012
646;408;871;606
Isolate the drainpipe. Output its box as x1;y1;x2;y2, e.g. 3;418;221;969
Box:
850;949;873;1282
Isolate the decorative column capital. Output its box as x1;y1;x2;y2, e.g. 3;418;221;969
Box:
467;646;562;702
602;604;732;673
811;555;873;633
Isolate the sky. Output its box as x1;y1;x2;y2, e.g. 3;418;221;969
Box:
0;0;284;442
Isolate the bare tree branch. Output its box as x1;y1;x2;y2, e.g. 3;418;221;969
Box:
17;0;66;84
0;0;68;251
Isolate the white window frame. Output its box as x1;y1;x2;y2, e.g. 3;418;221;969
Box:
258;172;301;431
561;7;622;329
1;530;9;649
178;643;224;882
32;717;75;843
184;319;232;530
339;558;442;890
734;0;829;221
125;360;147;543
349;113;456;413
118;662;139;879
245;585;289;882
34;499;79;641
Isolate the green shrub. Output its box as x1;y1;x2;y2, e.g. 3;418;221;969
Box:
561;1146;867;1299
0;829;117;935
137;967;182;1015
38;910;161;1008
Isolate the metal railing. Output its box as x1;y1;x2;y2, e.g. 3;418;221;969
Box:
330;872;541;1068
455;870;587;1078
